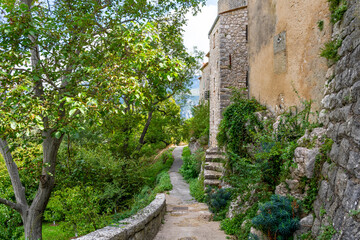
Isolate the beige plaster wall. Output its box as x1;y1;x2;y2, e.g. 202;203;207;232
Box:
248;0;332;113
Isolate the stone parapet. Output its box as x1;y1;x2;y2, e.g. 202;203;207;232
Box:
76;194;166;240
218;0;247;14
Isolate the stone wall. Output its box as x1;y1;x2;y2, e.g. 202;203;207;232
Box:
199;62;210;102
208;17;221;148
248;0;332;113
76;194;166;240
208;0;248;148
314;1;360;238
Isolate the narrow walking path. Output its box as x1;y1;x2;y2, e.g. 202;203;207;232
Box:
154;146;228;240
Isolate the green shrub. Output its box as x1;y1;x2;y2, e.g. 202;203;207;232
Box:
217;90;265;157
320;39;342;62
154;171;173;193
252;195;300;240
189;176;206;202
180;147;203;181
328;0;347;23
206;187;232;221
183;102;210;143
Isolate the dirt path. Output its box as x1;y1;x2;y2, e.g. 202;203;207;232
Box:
154;146;229;240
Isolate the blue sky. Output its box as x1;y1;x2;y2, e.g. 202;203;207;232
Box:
183;0;218;55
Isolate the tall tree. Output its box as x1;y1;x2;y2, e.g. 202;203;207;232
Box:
0;0;204;239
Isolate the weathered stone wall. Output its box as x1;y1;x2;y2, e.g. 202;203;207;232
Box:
219;7;248;112
199;62;210;102
209;17;221;148
314;1;360;238
76;194;166;240
208;0;248;148
248;0;332;113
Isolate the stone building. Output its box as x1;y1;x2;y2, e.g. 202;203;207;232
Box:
201;0;249;186
248;0;332;113
206;0;248;148
199;61;210;102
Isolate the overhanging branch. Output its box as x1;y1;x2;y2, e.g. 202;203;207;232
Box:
0;197;22;212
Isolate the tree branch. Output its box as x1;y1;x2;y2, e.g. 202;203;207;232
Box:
0;139;28;209
0;197;22;212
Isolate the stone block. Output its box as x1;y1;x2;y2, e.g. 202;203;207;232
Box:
328;165;338;186
311;217;321;236
347;151;360;178
335;168;349;199
351;118;360;145
333;206;346;231
318;180;330;201
342;179;360;211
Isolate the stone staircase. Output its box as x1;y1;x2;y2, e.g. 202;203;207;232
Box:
204;147;225;187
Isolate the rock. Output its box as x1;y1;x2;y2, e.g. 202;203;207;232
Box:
335;168;349;199
250;227;268;240
188;138;201;155
294;214;314;237
293;147;320;178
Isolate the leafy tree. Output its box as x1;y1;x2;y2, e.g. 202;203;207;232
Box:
0;0;204;239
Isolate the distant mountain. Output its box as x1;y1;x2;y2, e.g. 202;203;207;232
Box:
179;76;200;119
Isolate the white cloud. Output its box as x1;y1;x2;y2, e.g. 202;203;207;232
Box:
183;3;217;56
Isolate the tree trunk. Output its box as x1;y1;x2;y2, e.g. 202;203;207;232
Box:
23;208;43;240
22;131;62;240
138;110;153;149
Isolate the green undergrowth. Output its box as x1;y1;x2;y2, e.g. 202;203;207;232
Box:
216;89;320;239
179;146;206;202
320;39;343;62
328;0;347;23
189;176;206;202
112;149;174;222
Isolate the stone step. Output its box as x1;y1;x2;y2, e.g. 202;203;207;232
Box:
205;154;225;162
204;162;224;172
204;179;221;186
205;147;222;155
204;169;222;179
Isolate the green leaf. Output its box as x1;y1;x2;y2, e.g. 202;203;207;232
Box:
54;131;62;139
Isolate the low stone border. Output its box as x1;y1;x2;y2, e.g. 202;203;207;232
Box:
76;193;166;240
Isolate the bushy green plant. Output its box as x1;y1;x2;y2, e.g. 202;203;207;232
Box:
328;0;347;23
189;176;206;202
154;171;173;193
180;147;203;181
217;90;265;157
206;187;232;220
183;102;210;143
44;186;110;238
252;195;300;240
320;39;342;62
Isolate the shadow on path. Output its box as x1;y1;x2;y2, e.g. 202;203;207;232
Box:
154;146;228;240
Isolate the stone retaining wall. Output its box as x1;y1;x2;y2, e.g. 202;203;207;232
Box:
76;194;166;240
314;0;360;238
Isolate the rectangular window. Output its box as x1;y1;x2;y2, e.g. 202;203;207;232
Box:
246;71;249;87
229;54;232;68
246;25;248;42
213;33;216;48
